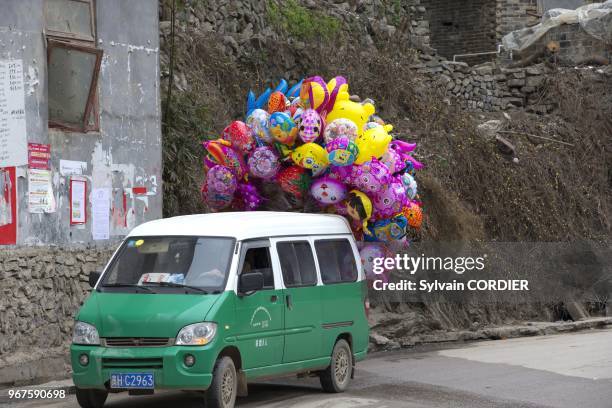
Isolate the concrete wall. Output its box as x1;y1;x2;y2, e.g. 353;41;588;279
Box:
0;0;162;247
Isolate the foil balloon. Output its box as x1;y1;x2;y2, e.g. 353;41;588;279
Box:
355;123;393;165
364;215;408;243
277;166;312;200
201;182;234;211
381;145;403;174
401;173;418;200
206;165;237;195
346;190;372;234
373;177;407;219
325;90;375;136
269;112;298;146
389;140;424;171
324;76;348;114
323;118;358;143
310;176;348;205
360;244;388;282
202;139;247;180
328;165;352;184
268;91;287;114
299;76;329;113
236;182;263;210
290;143;329;177
246;109;272;144
248;146;280;179
298;108;323;143
222;120;255;154
326;136;359;167
349;158;390;195
403;202;423;229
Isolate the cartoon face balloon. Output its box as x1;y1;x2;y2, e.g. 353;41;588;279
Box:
269;112;298;146
298;109;322;143
201;182;233;211
325;91;375;136
355;123;393;165
222;121;255;154
365;215;408;242
248;146;280;179
349;158;390;194
310;176;347;205
381;146;403;174
290;143;329;177
246;109;272;144
326;136;359;167
373;177;407;219
360;244;387;281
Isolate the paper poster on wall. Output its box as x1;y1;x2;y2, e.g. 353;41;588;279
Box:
92;187;110;240
0;167;17;245
0;59;27;167
28;143;51;169
28;168;55;213
70;178;87;225
60;160;87;176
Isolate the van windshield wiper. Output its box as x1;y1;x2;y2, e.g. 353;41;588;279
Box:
101;283;154;293
143;281;208;294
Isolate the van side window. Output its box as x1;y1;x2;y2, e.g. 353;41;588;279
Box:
277;241;317;287
241;247;274;289
315;239;358;284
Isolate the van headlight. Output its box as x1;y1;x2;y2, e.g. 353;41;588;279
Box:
175;322;217;346
72;321;100;345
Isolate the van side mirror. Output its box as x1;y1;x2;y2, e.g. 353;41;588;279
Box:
238;272;264;295
89;270;102;288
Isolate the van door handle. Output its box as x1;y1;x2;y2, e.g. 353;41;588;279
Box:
270;295;278;303
286;294;292;310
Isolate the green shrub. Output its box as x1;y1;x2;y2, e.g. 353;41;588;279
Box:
266;0;341;41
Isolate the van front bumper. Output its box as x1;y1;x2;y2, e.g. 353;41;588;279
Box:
71;344;215;391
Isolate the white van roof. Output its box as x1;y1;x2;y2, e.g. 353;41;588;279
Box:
127;212;353;240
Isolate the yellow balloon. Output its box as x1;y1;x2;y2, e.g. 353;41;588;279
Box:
325;91;375;136
290;143;330;177
299;79;328;112
354;124;393;165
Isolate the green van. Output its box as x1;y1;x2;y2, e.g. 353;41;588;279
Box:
71;212;369;408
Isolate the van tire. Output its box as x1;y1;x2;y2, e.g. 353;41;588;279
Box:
320;339;352;393
205;356;237;408
75;388;108;408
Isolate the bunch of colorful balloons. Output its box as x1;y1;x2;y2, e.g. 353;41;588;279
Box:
201;76;424;250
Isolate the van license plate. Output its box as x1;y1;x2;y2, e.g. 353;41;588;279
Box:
110;373;154;389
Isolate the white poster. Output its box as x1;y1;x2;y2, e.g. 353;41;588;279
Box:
28;168;55;213
92;187;110;240
0;60;27;167
60;159;87;176
70;178;87;224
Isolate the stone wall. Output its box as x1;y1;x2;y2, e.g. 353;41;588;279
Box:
414;55;555;112
423;0;498;65
0;246;114;386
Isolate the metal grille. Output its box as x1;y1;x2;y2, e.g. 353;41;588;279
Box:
102;337;173;347
102;357;163;369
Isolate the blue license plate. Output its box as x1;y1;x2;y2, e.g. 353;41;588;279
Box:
110;372;154;389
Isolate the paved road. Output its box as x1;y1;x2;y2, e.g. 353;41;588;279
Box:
4;328;612;408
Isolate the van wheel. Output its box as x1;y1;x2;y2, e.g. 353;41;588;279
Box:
75;388;108;408
320;339;352;393
205;356;237;408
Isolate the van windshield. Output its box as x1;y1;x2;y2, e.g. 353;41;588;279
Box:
99;236;235;293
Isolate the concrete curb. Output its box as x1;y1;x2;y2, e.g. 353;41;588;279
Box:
370;317;612;351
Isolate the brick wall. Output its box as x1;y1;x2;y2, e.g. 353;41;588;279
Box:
423;0;498;65
496;0;539;42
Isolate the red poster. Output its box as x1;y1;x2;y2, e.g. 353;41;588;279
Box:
28;143;51;170
0;167;17;245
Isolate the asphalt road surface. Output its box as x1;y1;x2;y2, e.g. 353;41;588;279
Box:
4;328;612;408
